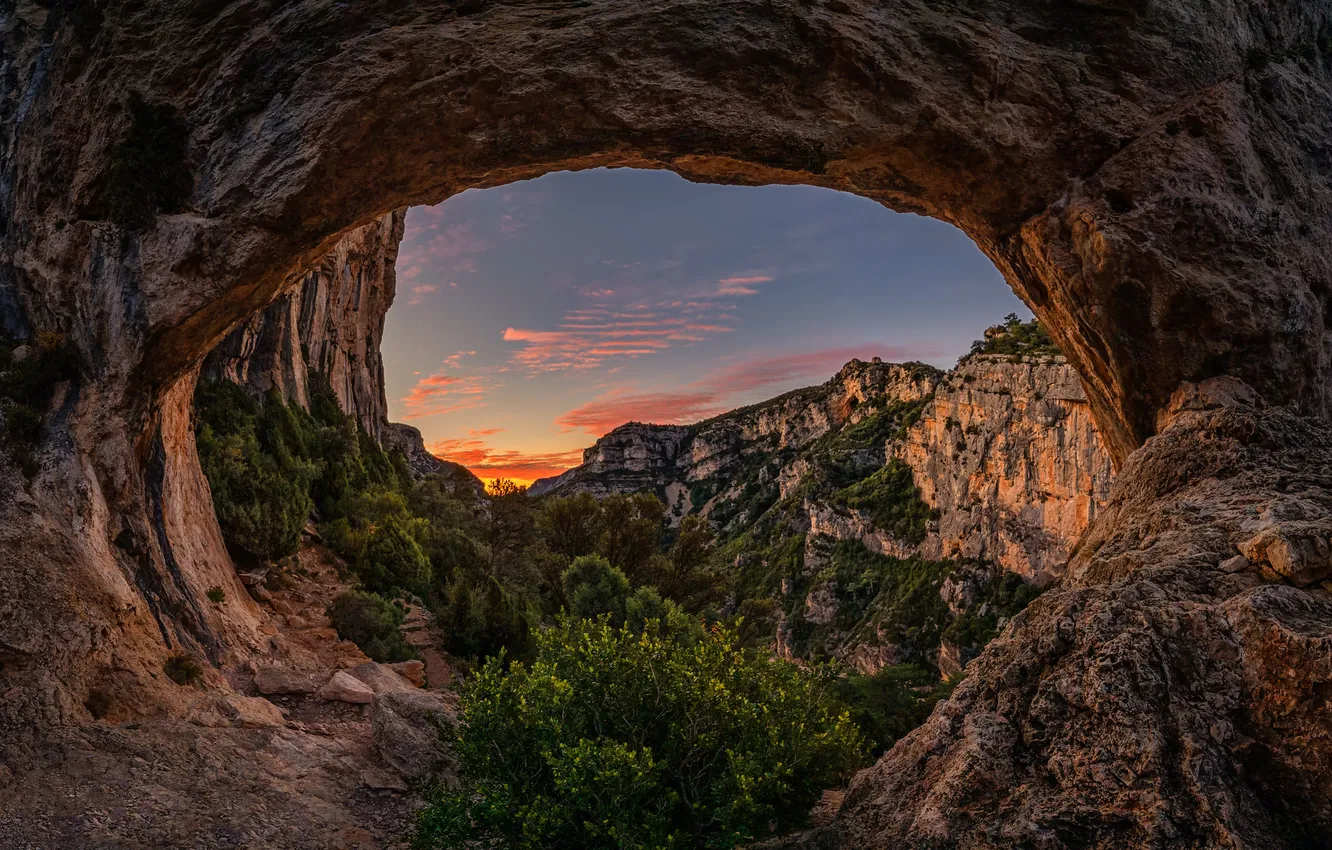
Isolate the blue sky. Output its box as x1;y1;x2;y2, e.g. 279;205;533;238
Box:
382;168;1026;483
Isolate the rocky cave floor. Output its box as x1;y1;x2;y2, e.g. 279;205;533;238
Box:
0;541;455;850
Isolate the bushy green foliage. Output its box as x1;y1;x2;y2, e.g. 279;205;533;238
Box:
597;492;666;580
164;653;204;686
194;382;317;563
831;460;935;545
357;514;432;597
206;586;226;604
832;664;954;756
106;93;193;230
537;491;603;559
562;554;632;622
968;313;1062;359
940;570;1043;648
0;332;80;474
415;618;863;850
327;590;416;663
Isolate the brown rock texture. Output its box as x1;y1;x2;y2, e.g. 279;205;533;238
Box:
2;0;1332;845
776;382;1332;848
896;354;1114;581
202;211;407;439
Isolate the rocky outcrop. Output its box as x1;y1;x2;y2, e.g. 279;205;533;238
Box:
382;421;484;492
775;380;1332;848
536;355;1112;580
202;211;405;440
896;355;1114;581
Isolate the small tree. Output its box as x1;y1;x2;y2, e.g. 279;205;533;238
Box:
562;554;631;623
537;492;603;560
358;514;432;597
415;618;864;850
327;590;416;663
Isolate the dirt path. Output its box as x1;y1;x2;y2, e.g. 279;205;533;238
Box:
0;540;451;850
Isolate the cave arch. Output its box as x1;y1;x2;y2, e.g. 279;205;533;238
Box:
13;0;1332;466
5;0;1332;845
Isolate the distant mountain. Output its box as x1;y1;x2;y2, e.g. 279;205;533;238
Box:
531;339;1115;676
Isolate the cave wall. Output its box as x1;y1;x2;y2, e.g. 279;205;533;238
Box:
201;210;406;439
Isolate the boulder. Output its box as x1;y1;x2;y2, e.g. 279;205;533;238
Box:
388;660;426;688
315;671;374;705
189;695;287;729
219;695;288;728
347;662;417;695
371;690;456;785
253;666;323;696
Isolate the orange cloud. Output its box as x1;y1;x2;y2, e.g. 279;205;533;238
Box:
407;284;439;306
554;390;725;435
553;343;944;436
503;305;736;373
400;372;490;419
717;274;775;296
427;437;585;485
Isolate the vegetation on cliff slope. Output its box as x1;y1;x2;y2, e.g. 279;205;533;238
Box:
967;313;1061;359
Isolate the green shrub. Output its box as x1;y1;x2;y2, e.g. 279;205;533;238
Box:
967;313;1061;359
327;590;416;663
435;576;533;661
832;664;953;756
415;618;864;850
206;585;225;604
831;460;933;545
194;382;317;562
164;653;204;686
357;514;432;597
562;554;631;623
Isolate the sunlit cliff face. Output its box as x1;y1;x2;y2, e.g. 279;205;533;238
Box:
381;168;1027;485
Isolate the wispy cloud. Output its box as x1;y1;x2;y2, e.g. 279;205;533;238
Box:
716;274;775;296
554;390;726;435
554;343;942;435
400;372;492;419
427;437;584;484
397;216;490;283
443;349;478;368
503;304;736;372
407;284;439;306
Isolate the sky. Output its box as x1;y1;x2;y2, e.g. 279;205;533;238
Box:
382;168;1027;486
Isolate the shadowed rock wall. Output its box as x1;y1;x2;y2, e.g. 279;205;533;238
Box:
202;210;406;439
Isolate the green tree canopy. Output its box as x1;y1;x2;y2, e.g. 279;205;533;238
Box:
415;618;864;850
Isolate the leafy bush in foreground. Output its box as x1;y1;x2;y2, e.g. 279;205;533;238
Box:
415;618;863;850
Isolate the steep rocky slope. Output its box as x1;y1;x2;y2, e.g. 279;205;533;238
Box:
202;211;406;440
774;379;1332;849
534;350;1114;677
534;353;1113;583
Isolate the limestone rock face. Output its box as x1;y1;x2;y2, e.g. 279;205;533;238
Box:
382;421;484;493
774;383;1332;848
202;211;405;440
536;356;1112;580
896;355;1114;581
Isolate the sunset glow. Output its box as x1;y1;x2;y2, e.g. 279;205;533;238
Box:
381;169;1027;487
